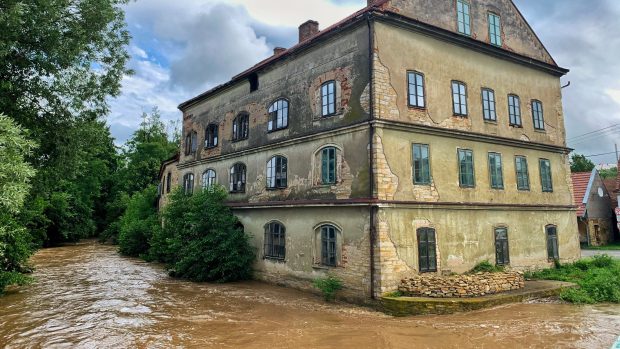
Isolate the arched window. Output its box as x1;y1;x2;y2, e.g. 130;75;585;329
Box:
264;221;285;260
202;169;216;189
233;113;249;141
532;100;545;130
320;224;339;266
268;99;288;131
183;173;194;195
417;227;437;272
205;124;218;148
494;227;509;266
229;163;246;193
266;155;287;189
321;81;336;117
321;147;337;184
184;131;197;155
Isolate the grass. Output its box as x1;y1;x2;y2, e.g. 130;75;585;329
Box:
467;260;505;274
581;241;620;250
313;275;343;302
525;255;620;304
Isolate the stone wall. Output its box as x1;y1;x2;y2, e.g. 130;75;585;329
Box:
399;272;525;298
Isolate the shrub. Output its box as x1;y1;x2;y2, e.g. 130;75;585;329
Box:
313;275;343;301
0;271;32;295
591;254;614;268
468;260;505;273
152;186;255;282
118;186;160;257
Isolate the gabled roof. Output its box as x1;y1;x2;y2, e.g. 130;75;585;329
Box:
603;178;618;209
571;171;594;217
158;153;179;180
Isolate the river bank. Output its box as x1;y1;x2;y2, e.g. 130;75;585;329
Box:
1;241;619;348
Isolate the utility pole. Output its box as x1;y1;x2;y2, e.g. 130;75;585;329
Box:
615;143;619;162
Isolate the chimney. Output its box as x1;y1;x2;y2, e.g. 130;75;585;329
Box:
273;47;286;56
299;20;319;43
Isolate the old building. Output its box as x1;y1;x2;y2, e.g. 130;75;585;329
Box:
572;169;614;246
158;153;180;211
172;0;580;300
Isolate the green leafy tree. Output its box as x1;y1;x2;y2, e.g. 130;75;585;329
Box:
118;186;160;257
152;187;256;283
570;153;595;173
600;167;618;179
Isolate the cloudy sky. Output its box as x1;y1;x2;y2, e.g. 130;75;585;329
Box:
109;0;620;164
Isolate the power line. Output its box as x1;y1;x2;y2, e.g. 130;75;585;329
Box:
568;128;620;146
567;124;620;141
583;151;617;158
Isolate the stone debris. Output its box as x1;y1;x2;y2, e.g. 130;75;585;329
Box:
398;271;525;298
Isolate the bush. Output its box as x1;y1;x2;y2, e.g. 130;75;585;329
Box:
152;186;255;282
313;275;343;301
118;186;160;257
0;271;32;294
468;260;505;273
591;254;614;268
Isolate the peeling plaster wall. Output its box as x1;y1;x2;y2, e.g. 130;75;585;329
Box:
157;161;180;210
373;22;566;147
385;0;556;65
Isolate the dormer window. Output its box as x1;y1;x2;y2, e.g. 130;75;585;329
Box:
268;99;289;132
321;80;336;117
456;0;471;36
204;124;218;148
488;13;502;46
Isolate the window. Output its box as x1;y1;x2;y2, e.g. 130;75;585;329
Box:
205;124;218;148
202;169;216;189
481;88;496;121
539;159;553;192
183;173;194;195
532;100;545;130
229;163;246;193
417;227;437;272
515;156;530;190
488;152;504;190
495;227;510;266
268;99;288;131
320;225;338;267
508;94;522;126
191;132;197;153
166;173;171;193
452;81;468;116
456;0;471;36
488;13;502;46
264;222;285;260
266;156;287;189
546;225;559;260
184;131;197;155
233;113;249;141
413;144;431;185
407;71;425;108
321;147;337;185
249;72;259;92
458;149;475;188
321;80;336;117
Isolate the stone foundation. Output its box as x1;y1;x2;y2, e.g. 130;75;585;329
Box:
399;272;525;298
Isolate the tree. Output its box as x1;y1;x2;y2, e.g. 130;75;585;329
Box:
570;154;595;173
600;167;618;180
118;186;160;257
0;114;37;293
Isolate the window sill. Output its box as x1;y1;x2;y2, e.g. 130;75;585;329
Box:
459;185;475;189
312;264;338;270
483;120;498;125
231;138;249;143
413;182;432;186
453;114;468;118
509;124;523;128
267;126;288;134
490;187;504;191
266;187;287;191
264;257;286;263
517;189;530;192
534;128;547;133
407;105;426;111
204;145;218;150
229;191;246;194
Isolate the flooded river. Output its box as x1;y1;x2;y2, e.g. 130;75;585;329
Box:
1;241;619;348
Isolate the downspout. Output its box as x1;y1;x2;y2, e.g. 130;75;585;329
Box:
367;12;377;300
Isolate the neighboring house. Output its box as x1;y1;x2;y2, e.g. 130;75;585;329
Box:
603;160;620;238
169;0;580;300
572;170;613;246
157;153;180;211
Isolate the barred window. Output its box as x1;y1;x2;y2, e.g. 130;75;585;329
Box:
488;13;502;46
413;144;431;185
202;169;216;189
482;88;496;121
205;124;218;148
233;113;249;141
456;0;471;36
264;222;285;260
229;163;246;193
495;227;510;266
546;225;559;260
488;152;504;190
268;99;288;131
532;100;545;130
452;81;468;116
407;71;425;108
183;173;194;195
515;156;530;191
266;156;287;189
321;147;337;185
320;225;338;267
417;227;437;272
321;81;336;117
458;149;475;188
508;94;522;126
539;159;553;192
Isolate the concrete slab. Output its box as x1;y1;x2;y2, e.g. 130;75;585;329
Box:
381;280;576;316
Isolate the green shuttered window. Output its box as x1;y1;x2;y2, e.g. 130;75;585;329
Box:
413;144;431;185
321;147;337;184
458;149;475;187
515;156;530;190
488;152;504;189
539;159;553;192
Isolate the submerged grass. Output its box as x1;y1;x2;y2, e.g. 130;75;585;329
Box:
525;255;620;304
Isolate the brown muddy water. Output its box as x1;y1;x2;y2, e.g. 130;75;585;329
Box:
1;241;620;349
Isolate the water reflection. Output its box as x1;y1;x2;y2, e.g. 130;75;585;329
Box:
1;241;619;348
